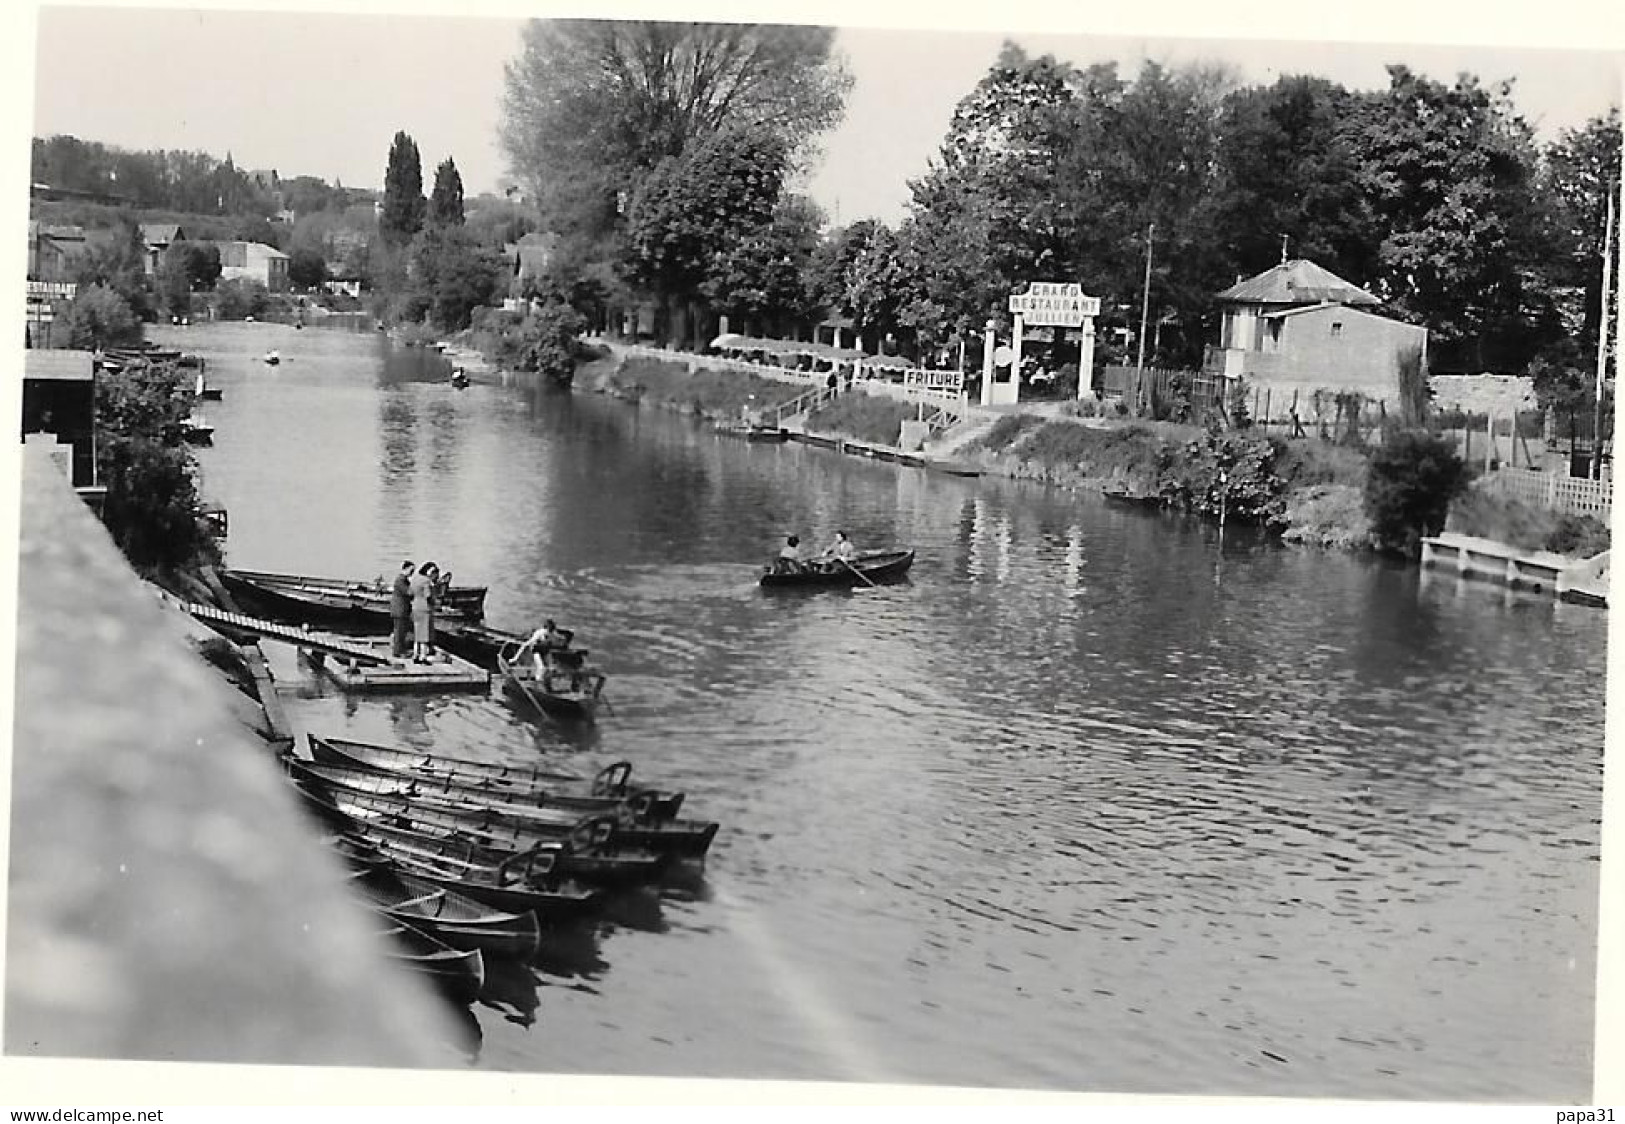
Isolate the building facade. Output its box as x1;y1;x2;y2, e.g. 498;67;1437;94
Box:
218;241;291;291
1204;259;1427;417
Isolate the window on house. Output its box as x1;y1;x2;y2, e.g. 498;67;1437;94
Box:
1331;322;1343;337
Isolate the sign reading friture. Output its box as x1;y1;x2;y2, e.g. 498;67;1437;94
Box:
1008;282;1100;327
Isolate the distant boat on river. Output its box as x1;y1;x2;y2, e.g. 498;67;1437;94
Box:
263;350;281;366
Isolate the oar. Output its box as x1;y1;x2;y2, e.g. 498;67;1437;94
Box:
838;556;878;589
501;648;554;721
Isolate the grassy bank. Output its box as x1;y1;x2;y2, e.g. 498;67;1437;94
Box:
963;415;1373;540
1446;484;1610;557
802;393;915;446
597;355;808;420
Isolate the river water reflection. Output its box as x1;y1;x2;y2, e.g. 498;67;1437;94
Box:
159;321;1605;1100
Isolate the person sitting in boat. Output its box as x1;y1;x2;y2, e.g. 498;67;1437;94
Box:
515;619;572;677
820;530;857;564
773;535;805;574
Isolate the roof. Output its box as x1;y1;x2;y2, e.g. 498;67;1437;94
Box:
221;241;290;259
139;223;184;245
24;350;97;382
1216;259;1380;306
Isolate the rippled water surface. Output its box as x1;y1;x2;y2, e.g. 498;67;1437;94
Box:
162;321;1606;1100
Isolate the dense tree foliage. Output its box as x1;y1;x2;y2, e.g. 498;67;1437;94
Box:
58;284;141;349
33;135;281;217
381;131;427;245
500;20;851;245
94;362;218;574
1364;430;1472;556
429;158;466;226
410;225;505;331
621;126;791;344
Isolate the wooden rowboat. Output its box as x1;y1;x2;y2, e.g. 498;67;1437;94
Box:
329;821;603;920
356;866;542;961
1101;484;1163;509
759;548;915;589
322;775;719;861
717;423;789;443
222;567;487;625
292;761;667;888
308;733;685;821
376;917;485;1006
497;648;607;722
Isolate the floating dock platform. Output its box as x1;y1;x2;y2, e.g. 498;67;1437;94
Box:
301;642;491;693
1421;533;1608;608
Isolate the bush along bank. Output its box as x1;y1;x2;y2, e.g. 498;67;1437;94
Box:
962;415;1379;544
594;355;808;421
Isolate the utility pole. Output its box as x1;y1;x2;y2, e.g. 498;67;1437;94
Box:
1136;223;1154;412
1593;188;1616;480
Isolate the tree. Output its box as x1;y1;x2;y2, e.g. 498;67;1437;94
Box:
1364;429;1471;557
703;194;825;335
411;225;504;331
380;131;427;245
58;284;141;349
287;245;329;290
73;216;158;323
1540;109;1622;362
499;20;851;246
1345;67;1552;369
214;278;271;320
95;363;218;575
429;157;466;226
621;125;791;345
1210;76;1378;286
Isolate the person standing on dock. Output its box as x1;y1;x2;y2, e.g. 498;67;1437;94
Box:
408;562;436;663
389;560;414;659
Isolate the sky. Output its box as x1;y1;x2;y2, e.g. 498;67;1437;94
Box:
22;2;1625;229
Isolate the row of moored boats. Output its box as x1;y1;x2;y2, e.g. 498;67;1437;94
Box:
284;733;719;1005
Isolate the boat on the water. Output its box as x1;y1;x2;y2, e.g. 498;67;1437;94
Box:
291;760;666;887
375;916;485;1005
307;733;684;820
315;768;719;860
760;548;915;589
263;350;280;365
354;865;542;961
325;826;602;921
450;368;470;389
221;567;487;625
716;422;788;443
497;644;607;721
1101;483;1163;509
182;414;214;446
194;371;222;401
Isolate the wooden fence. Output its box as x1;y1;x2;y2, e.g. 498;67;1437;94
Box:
1480;466;1612;520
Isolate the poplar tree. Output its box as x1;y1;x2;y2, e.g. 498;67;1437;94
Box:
429;157;465;226
380;131;426;244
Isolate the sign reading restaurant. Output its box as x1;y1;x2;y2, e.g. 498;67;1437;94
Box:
1008;282;1101;327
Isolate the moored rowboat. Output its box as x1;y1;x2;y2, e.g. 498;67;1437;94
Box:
356;866;542;961
308;733;686;820
222;567;487;624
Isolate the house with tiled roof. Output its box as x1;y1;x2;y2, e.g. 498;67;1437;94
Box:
1204;258;1427;416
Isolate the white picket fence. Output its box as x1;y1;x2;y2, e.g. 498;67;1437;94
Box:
1481;467;1612;520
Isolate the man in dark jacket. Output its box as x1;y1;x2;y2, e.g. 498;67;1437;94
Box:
389;561;414;658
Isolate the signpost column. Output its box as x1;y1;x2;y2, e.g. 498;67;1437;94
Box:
980;319;996;408
1011;313;1025;401
1077;318;1096;401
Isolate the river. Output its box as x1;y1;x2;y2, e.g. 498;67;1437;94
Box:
154;319;1606;1101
